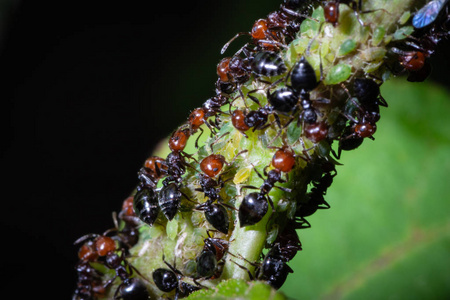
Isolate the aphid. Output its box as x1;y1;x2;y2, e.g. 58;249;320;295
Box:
251;51;288;77
412;0;449;29
133;187;160;226
153;256;201;299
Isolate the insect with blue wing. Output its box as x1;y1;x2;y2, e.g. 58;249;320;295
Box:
412;0;449;28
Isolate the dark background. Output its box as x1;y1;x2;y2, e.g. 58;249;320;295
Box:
0;1;448;299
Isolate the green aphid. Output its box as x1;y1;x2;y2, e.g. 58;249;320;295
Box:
372;26;386;46
324;64;352;85
338;39;357;56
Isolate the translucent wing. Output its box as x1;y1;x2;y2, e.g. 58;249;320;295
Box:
412;0;448;28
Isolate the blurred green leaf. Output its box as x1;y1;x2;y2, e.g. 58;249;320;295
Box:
187;279;287;300
281;79;450;299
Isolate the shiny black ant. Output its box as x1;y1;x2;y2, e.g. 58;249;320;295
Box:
195;230;231;279
158;181;192;221
133;186;160;227
296;162;334;218
239;147;296;227
153;255;202;299
231;242;294;290
273;221;303;262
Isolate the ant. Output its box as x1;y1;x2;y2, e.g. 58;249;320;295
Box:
158;181;192;221
304;120;329;143
221;0;314;54
273;221;303;262
153;255;202;300
296;161;335;218
238;147;296;227
251;51;288;78
73;260;106;300
323;0;388;27
195;230;231;279
73;238;106;300
232;242;294;290
74;233;150;300
187;105;223;148
216;55;251;94
194;151;247;233
133;186;160;227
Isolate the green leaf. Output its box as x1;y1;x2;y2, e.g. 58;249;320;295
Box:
281;79;450;299
186;279;287;300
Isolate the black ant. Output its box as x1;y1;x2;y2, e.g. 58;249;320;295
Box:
195;230;231;279
231;242;294;290
238;147;296;227
133;185;160;227
273;221;303;262
153;255;202;300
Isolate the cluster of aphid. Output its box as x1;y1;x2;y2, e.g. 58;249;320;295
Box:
73;0;449;299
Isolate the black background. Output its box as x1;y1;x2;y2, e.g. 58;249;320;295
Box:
0;1;448;299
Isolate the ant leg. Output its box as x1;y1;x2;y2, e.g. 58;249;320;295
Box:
273;185;292;193
221;201;238;212
247;89;263;107
227;149;249;165
239;185;259;194
210;132;231;152
221;33;250;55
194;127;204;149
230;259;255;280
294;216;311;229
